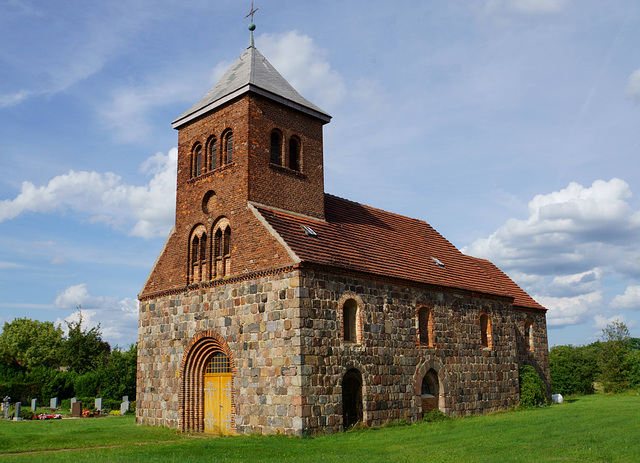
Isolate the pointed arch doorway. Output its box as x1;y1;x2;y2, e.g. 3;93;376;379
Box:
180;331;236;434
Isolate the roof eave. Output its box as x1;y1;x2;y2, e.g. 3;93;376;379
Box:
171;84;332;130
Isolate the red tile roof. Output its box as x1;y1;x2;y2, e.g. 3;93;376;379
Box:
254;194;545;311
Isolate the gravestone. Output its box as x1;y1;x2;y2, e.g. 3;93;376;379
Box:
50;397;58;409
95;397;103;411
12;402;22;421
2;397;9;419
31;398;37;412
70;397;77;409
120;398;130;415
552;393;564;404
71;401;83;417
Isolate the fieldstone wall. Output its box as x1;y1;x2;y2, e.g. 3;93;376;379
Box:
137;267;550;436
296;269;534;434
138;269;307;435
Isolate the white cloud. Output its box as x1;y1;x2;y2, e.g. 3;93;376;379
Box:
464;179;640;276
465;178;640;328
592;313;632;331
610;285;640;311
101;81;199;143
259;31;347;110
484;0;569;16
536;291;603;326
0;149;177;239
626;68;640;102
54;284;138;347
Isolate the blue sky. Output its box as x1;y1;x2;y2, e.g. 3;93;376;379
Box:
1;0;639;348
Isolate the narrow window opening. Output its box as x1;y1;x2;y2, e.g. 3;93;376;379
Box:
208;138;217;172
525;321;534;351
418;307;434;347
289;137;300;171
270;131;282;165
223;131;233;164
343;299;358;343
480;313;492;349
193;144;202;178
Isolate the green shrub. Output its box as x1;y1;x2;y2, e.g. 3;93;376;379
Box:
19;408;36;420
520;365;546;408
549;344;597;395
422;409;448;422
74;373;99;398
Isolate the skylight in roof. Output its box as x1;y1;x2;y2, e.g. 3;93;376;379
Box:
431;257;445;268
301;225;318;237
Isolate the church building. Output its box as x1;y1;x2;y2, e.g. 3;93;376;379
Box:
137;21;550;436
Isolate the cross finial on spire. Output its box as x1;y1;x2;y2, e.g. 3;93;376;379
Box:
246;1;259;23
245;2;259;47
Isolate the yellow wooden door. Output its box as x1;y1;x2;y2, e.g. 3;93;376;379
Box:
204;373;233;434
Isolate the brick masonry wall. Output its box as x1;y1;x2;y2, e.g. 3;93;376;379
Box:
140;94;327;297
137;266;551;435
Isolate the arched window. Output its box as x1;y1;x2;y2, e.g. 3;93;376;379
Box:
480;313;492;349
289;136;300;171
223;131;233;165
189;226;207;283
207;137;217;172
270;130;282;165
418;307;434;347
213;222;231;278
524;320;534;351
343;299;359;344
192;144;203;178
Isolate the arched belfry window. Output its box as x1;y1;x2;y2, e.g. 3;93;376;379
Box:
192;144;203;178
213;219;231;278
418;306;434;348
270;130;282;165
524;320;534;351
207;137;217;172
480;313;492;349
189;225;207;283
289;136;300;171
223;131;233;165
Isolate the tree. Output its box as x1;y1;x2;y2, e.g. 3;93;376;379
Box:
98;343;137;400
599;320;631;393
601;320;631;343
61;314;110;375
549;344;598;395
0;318;64;370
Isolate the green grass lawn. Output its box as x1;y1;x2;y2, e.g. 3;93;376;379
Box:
1;394;639;462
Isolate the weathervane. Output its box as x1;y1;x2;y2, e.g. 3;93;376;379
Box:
246;2;259;47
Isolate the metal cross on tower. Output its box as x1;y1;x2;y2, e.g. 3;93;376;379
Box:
246;2;259;47
246;2;259;23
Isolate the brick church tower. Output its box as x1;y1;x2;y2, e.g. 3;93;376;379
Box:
138;20;550;436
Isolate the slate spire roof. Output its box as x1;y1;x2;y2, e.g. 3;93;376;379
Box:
172;45;331;129
253;194;546;312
